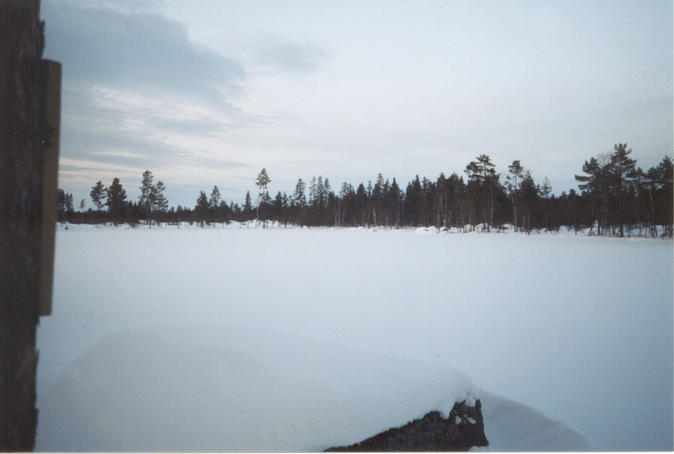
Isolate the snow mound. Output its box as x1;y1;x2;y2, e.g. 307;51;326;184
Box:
415;226;439;234
37;324;477;452
479;390;593;451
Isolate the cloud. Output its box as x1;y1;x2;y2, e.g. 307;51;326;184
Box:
41;1;262;204
41;1;332;207
251;37;330;73
43;0;244;104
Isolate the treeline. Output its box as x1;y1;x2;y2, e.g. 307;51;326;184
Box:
59;170;168;226
58;144;673;237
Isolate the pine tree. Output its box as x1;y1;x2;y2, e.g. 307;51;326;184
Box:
106;178;127;224
139;170;155;220
372;173;384;225
519;171;538;234
293;178;307;208
464;155;498;231
433;173;447;228
323;178;331;205
57;189;74;220
575;156;611;235
647;156;673;237
244;191;253;219
421;177;433;226
405;176;423;226
273;191;283;221
57;189;67;216
314;176;327;224
309;177;317;206
355;183;368;225
195;191;210;226
210;185;221;208
65;193;73;213
255;168;271;220
609;143;636;237
388;178;401;226
79;199;86;211
338;182;352;226
90;180;106;211
540;177;552;231
506;160;524;231
316;176;325;209
153;180;168;219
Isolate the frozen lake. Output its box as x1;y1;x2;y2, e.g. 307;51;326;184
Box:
37;224;673;450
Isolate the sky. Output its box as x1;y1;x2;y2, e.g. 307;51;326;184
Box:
42;0;673;209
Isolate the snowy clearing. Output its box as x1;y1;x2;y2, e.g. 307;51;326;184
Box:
36;223;673;450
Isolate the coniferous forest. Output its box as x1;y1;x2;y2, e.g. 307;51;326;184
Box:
58;144;673;238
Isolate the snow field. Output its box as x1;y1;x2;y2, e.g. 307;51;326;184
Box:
37;223;673;450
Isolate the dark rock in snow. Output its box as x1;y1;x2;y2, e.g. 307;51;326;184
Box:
326;399;488;451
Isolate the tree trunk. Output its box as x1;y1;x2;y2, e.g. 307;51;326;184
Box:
511;194;517;232
617;177;624;237
648;185;657;237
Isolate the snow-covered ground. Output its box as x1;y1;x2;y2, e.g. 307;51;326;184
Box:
37;325;480;451
36;222;673;450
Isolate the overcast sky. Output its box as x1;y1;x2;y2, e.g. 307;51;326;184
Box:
42;0;672;209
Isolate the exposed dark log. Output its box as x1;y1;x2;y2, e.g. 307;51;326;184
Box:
326;400;488;452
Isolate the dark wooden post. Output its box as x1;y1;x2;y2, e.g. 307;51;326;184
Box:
0;0;45;449
39;59;61;317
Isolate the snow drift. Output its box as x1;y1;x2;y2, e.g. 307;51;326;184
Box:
37;324;479;452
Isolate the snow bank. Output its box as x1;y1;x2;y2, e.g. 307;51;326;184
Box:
479;391;592;451
57;220;673;238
